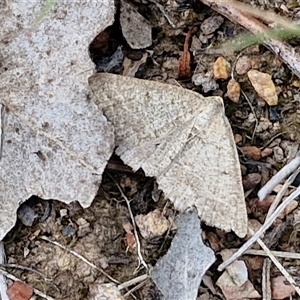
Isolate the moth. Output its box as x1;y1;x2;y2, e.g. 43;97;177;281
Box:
89;73;247;237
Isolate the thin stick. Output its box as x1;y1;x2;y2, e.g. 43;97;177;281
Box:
0;263;50;280
241;90;258;144
239;248;300;260
123;279;148;298
40;236;119;284
258;153;300;200
262;258;272;300
218;185;300;271
266;168;300;219
251;229;300;296
107;173;148;271
0;269;55;300
118;274;148;290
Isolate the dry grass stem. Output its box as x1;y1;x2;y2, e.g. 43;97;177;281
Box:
118;274;148;291
258;154;300;200
108;174;148;271
240;249;300;260
40;236;119;284
0;263;49;280
252;229;300;296
262;258;272;300
218;185;300;271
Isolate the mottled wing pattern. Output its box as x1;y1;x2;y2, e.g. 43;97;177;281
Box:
89;73;247;237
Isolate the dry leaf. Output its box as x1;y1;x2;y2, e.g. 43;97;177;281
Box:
89;73;247;237
150;208;216;300
226;79;241;103
135;209;169;239
120;0;152;49
0;1;115;240
6;282;33;300
247;70;278;106
272;276;295;299
214;57;230;79
178;27;193;79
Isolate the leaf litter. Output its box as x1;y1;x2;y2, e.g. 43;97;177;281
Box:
2;0;300;299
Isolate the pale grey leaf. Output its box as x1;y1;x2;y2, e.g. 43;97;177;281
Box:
0;1;115;240
150;208;216;300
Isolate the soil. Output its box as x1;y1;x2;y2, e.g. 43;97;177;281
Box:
3;0;300;299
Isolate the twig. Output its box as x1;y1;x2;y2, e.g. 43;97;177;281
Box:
107;173;148;271
0;242;9;300
123;279;148;298
241;90;258;144
237;248;300;260
266;168;300;219
118;274;148;290
262;258;272;300
200;0;300;78
0;268;54;300
258;153;300;200
251;228;300;297
40;236;119;284
218;185;300;271
0;263;50;280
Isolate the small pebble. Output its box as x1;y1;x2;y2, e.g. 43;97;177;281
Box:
261;147;273;158
242;173;261;190
273;146;284;163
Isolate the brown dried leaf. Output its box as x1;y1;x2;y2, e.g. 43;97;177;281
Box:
247;70;278;106
178;27;193;79
214;57;230;80
89;73;248;237
226;79;241;103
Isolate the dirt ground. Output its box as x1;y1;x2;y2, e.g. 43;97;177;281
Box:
3;0;300;299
